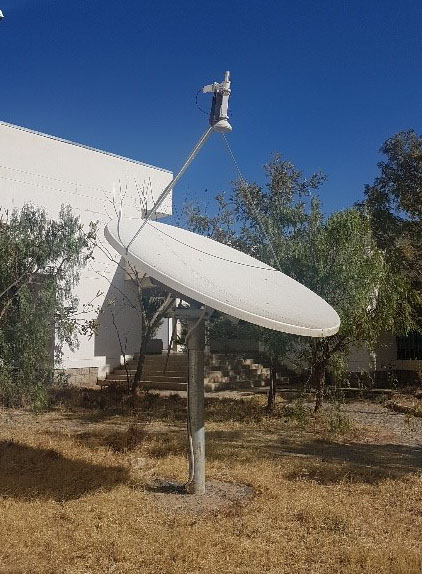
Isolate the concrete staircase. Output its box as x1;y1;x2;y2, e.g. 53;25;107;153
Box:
99;353;188;392
99;352;272;392
204;354;271;391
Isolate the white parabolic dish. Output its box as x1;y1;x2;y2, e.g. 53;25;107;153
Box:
105;218;340;337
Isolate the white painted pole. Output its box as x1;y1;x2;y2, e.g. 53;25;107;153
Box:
185;312;206;495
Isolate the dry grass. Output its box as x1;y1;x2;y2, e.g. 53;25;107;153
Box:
0;391;421;573
386;393;422;418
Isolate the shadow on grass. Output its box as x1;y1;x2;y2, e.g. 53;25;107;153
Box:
145;480;187;495
51;388;264;425
72;426;186;458
68;421;422;485
49;390;422;485
206;430;422;484
0;440;129;501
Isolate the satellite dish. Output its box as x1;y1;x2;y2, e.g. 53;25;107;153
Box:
104;71;341;495
105;218;340;337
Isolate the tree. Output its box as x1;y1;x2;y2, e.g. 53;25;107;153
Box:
362;130;422;279
96;238;176;395
185;155;417;411
0;204;96;408
292;207;415;411
127;270;175;395
187;157;322;410
361;130;422;349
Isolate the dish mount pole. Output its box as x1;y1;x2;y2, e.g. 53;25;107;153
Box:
185;304;207;495
171;304;213;495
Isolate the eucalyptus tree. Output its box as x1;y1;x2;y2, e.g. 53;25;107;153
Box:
362;130;422;278
0;204;96;408
361;130;422;339
186;155;417;411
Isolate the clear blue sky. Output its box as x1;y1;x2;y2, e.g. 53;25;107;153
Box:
1;0;421;217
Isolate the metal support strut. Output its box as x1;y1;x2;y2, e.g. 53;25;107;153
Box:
125;71;232;251
185;309;206;495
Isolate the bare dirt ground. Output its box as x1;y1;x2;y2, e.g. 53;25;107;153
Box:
148;478;254;515
338;400;422;446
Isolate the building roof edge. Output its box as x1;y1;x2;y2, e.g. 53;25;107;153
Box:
0;121;173;175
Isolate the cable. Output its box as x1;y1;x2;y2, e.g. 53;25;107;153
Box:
0;166;156;216
195;89;209;116
0;173;138;217
221;133;283;272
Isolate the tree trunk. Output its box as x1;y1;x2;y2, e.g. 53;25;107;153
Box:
312;361;326;413
131;293;176;395
131;330;151;395
266;365;277;412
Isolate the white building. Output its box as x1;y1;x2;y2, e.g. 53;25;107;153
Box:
0;121;173;383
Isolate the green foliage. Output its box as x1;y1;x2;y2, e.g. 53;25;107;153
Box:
326;404;352;435
364;130;422;222
300;207;414;347
0;204;95;407
361;130;422;337
185;154;418;410
281;397;311;429
208;316;258;341
362;130;422;278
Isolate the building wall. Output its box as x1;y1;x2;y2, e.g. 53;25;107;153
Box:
0;122;173;379
376;332;422;373
348;332;422;375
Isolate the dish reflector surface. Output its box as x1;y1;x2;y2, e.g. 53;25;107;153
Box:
105;218;340;337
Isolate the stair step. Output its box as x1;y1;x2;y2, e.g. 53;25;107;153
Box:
143;357;188;361
103;353;273;393
144;364;188;369
106;373;187;383
112;369;187;376
142;382;187;391
204;376;230;384
142;375;187;383
204;380;269;391
100;381;187;392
